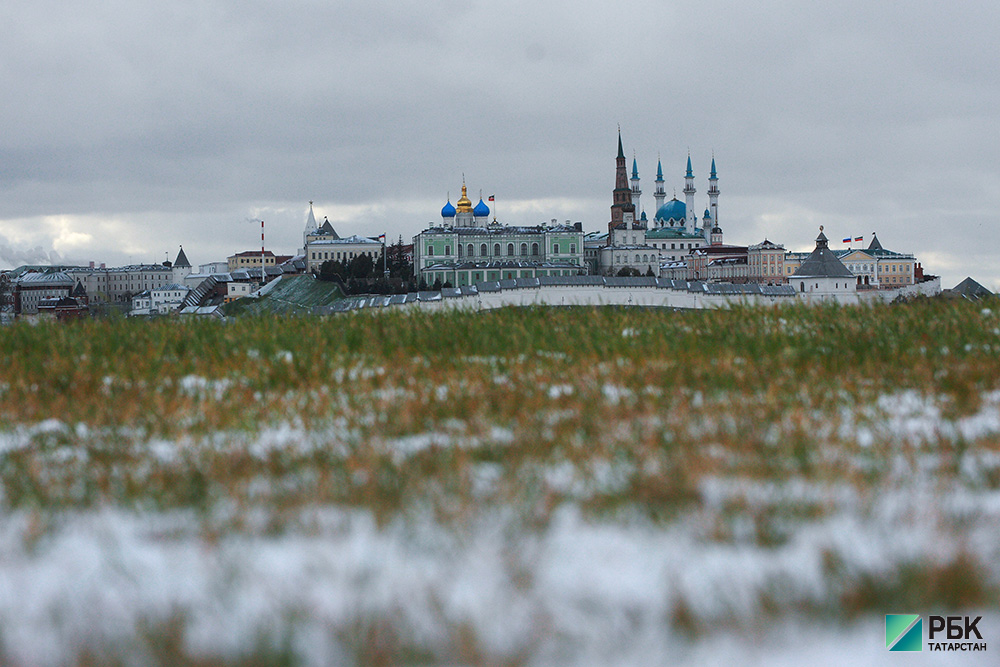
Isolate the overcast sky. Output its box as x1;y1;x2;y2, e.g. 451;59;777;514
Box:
2;0;997;289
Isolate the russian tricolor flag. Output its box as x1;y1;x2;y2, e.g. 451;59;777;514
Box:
842;237;852;244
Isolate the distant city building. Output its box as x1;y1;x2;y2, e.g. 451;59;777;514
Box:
227;250;276;272
302;206;384;273
598;132;719;276
413;182;585;287
791;228;857;300
13;271;76;314
747;240;786;285
784;233;917;289
171;247;192;284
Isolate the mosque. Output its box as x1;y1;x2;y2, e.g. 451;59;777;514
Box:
586;132;722;275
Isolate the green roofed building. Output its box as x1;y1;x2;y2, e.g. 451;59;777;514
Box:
414;182;585;287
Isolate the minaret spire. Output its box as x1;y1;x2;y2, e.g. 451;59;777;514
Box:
654;155;666;223
630;153;642;221
708;154;720;226
610;128;635;240
683;153;696;233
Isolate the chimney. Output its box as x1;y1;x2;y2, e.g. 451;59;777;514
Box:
89;261;95;269
574;222;583;232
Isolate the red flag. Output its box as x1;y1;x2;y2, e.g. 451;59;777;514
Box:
488;195;495;201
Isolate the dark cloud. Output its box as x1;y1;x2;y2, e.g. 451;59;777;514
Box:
1;0;997;289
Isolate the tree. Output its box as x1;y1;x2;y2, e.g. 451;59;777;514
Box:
617;267;641;277
318;259;348;282
432;278;443;291
645;266;656;277
349;253;374;280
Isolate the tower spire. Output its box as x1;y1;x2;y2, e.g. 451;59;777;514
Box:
683;153;696;232
630;152;642;222
610;128;635;239
708;154;720;226
654;155;666;221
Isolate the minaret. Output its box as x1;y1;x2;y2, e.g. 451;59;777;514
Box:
653;158;666;226
708;156;719;226
683;154;696;232
630;155;642;224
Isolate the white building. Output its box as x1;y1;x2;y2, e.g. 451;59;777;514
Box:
151;284;190;314
792;228;858;302
303;211;384;274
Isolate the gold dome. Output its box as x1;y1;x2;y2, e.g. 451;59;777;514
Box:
455;183;473;213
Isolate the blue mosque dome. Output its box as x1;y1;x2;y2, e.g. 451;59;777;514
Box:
473;198;490;217
654;198;686;223
441;200;456;218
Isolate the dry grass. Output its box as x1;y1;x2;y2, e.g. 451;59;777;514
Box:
1;299;999;664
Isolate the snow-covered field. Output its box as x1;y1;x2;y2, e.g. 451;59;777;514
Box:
1;304;998;664
2;390;999;665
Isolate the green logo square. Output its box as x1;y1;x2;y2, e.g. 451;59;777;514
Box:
886;614;922;651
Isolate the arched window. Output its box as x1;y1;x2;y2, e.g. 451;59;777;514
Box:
531;242;539;256
467;244;474;257
507;243;514;256
636;254;641;263
481;244;488;256
494;243;500;256
800;282;805;292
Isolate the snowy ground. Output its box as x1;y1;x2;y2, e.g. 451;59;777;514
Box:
2;306;999;664
1;390;999;665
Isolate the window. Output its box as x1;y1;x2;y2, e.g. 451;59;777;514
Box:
531;242;539;256
553;243;560;254
467;244;474;257
570;244;576;254
507;243;514;256
458;245;463;257
520;243;527;256
445;246;451;255
481;244;488;256
428;247;434;256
